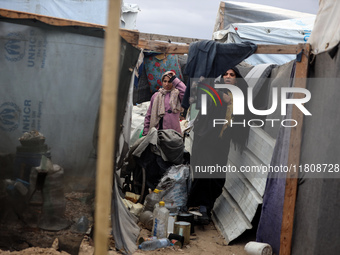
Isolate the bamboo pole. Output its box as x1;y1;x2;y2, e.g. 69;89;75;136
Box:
94;0;121;254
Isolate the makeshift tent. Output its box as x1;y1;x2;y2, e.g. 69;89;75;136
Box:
213;1;315;65
0;6;141;254
1;0;339;254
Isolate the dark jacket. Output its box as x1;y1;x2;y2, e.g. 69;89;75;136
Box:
181;40;257;109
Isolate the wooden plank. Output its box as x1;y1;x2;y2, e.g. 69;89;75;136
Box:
279;43;311;255
139;32;202;44
255;45;300;54
0;8;139;45
137;38;190;54
94;0;121;254
137;40;299;54
119;29;139;46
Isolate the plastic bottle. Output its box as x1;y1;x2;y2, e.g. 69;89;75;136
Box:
138;236;157;245
152;201;169;238
138;238;171;251
167;212;178;235
143;188;161;212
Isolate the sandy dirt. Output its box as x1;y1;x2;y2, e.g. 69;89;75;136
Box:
0;191;255;255
132;221;254;255
0;221;255;255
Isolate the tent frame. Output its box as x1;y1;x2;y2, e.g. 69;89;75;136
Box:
0;8;310;255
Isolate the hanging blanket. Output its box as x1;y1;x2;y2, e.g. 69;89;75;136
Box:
144;53;183;93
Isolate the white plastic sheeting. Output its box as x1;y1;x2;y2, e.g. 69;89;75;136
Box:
121;3;140;30
1;21;103;189
213;1;316;65
214;1;315;30
0;0;140;29
214;16;315;65
307;0;340;54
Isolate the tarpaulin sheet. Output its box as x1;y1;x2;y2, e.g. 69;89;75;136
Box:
307;0;340;54
291;45;340;255
214;1;315;30
213;1;316;65
1;20;103;190
0;0;140;29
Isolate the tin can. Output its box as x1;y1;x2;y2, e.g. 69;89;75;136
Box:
174;221;191;245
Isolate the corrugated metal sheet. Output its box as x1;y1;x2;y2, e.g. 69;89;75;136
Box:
212;127;275;244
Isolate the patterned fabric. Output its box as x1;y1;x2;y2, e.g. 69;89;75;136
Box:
144;53;183;93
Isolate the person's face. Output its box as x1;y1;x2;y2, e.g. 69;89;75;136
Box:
162;76;173;90
223;69;237;85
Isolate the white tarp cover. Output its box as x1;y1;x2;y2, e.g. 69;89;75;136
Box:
121;3;140;30
214;1;315;31
214;16;315;65
1;21;103;189
213;1;316;65
0;0;140;29
307;0;340;54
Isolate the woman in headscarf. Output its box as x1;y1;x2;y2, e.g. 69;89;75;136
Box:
187;66;252;224
142;71;186;136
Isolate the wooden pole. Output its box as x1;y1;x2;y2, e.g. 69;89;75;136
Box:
279;43;311;255
94;0;121;254
136;41;301;55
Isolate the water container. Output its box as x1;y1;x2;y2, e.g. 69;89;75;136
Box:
143;188;161;212
138;236;157;245
138;238;171;251
167;212;178;235
152;201;169;238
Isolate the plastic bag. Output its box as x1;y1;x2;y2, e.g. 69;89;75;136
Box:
156;165;190;209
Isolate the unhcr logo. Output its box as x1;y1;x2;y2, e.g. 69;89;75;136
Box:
0;102;21;132
5;33;26;62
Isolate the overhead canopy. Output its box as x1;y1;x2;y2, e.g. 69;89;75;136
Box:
213;1;316;65
214;1;315;31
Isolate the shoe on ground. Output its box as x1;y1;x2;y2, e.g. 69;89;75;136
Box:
196;205;210;225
